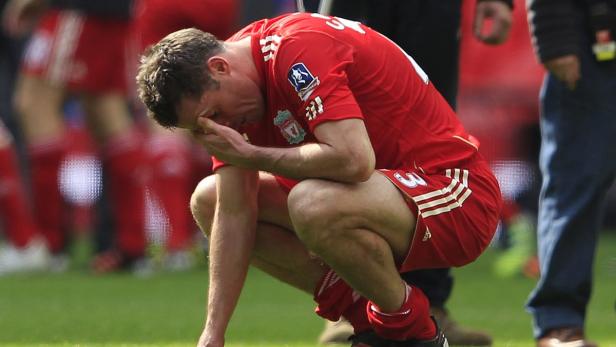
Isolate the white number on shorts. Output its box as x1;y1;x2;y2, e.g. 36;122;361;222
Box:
394;172;427;188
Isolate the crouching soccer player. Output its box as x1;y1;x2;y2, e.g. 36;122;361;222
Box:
137;12;502;347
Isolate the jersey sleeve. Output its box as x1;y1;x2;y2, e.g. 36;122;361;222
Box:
273;31;364;132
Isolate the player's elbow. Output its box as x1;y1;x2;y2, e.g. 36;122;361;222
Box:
343;149;375;182
349;164;374;182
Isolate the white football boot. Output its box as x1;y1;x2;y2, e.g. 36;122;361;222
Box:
0;238;51;275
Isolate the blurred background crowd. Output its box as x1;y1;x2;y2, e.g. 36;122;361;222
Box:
0;0;614;279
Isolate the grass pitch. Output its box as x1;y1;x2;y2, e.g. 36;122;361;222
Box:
1;232;615;347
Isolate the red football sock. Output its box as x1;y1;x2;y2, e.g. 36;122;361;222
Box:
366;283;436;341
29;138;67;252
0;145;38;248
342;296;371;334
102;130;147;258
148;135;193;251
314;269;371;334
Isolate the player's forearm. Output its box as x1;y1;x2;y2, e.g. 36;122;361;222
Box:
204;210;257;339
251;142;374;183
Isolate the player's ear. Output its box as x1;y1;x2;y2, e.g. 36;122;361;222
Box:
206;56;230;76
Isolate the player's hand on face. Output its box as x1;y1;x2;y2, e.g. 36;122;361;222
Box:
544;54;581;91
194;117;255;168
473;0;512;45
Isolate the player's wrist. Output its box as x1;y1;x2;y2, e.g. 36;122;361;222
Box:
202;321;226;343
245;145;276;172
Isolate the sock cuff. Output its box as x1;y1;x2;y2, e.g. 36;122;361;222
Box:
368;283;412;317
366;284;436;341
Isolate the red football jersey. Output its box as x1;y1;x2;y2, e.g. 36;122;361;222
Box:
213;13;479;178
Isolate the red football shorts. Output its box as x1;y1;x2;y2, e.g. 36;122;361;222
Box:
275;156;502;273
134;0;239;50
21;10;132;94
379;158;502;272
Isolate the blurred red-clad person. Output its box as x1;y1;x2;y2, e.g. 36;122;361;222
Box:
2;0;148;272
0;119;50;274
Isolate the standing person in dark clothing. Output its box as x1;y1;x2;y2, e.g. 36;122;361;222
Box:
525;0;616;346
315;1;513;345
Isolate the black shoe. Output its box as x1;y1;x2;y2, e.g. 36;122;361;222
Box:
391;317;448;347
350;331;390;347
350;317;448;347
431;307;490;346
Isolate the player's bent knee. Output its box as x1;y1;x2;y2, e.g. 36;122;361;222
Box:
287;179;342;247
288;179;338;226
190;175;217;237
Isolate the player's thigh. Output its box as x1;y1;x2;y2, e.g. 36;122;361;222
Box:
192;171;293;231
13;74;66;142
81;93;133;142
288;171;415;261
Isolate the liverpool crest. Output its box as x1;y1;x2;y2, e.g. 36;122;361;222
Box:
274;110;306;144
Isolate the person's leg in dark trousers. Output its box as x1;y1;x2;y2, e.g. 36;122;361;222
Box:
527;38;616;344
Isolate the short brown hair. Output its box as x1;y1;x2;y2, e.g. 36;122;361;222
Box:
136;28;223;128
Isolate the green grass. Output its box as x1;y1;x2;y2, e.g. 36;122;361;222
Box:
1;233;615;347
